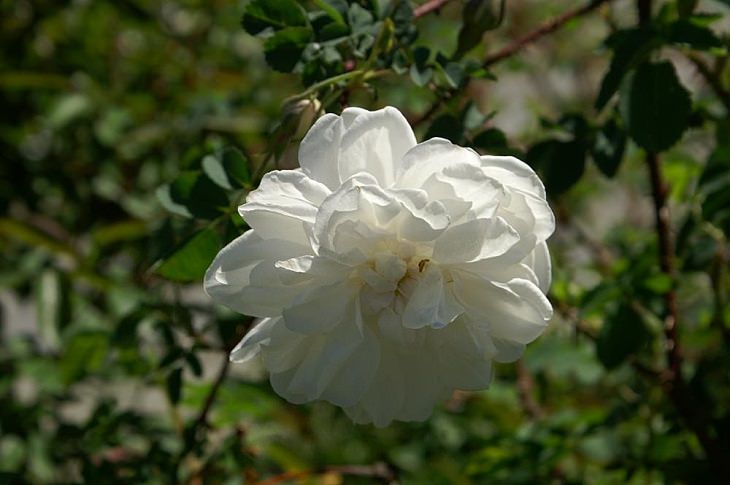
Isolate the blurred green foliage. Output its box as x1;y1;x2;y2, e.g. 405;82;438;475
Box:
1;0;730;483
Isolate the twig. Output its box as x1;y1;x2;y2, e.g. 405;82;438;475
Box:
645;134;730;481
645;153;682;378
412;0;615;126
482;0;614;68
516;360;545;419
413;0;455;18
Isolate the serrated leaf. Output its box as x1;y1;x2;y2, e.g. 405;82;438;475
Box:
592;119;627;177
596;305;650;369
595;29;658;110
156;228;222;282
241;0;308;35
619;61;691;153
202;147;251;190
264;26;313;72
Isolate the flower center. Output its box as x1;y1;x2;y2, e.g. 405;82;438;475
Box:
355;243;433;316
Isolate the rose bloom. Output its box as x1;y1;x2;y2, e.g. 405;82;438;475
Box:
205;106;554;426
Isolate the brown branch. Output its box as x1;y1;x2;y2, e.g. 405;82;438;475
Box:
413;0;455;18
646;150;730;479
645;153;682;379
411;0;614;126
516;360;545;419
483;0;614;68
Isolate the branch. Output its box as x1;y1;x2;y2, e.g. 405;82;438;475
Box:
516;360;545;419
412;0;614;126
413;0;455;18
646;152;730;479
482;0;614;68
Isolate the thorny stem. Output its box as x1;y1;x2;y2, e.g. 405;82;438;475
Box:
413;0;615;126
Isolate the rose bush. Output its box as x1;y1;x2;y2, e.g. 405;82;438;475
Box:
205;106;554;426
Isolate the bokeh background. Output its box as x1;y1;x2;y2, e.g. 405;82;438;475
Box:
2;0;729;483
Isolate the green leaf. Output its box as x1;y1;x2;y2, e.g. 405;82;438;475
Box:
595;29;658;111
592;119;627;177
163;171;229;220
313;0;347;25
528;140;586;195
157;228;222;282
425;114;463;143
667;19;724;51
60;331;109;385
241;0;308;35
472;128;508;152
202;147;251;190
347;3;374;34
455;0;505;58
264;26;313;72
439;61;466;89
410;46;432;87
619;61;691;153
596;305;650;369
166;367;183;404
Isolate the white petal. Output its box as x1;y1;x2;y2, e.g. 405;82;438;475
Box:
436;320;494;390
204;230;308;316
272;303;375;403
298;113;344;190
402;265;462;329
433;217;520;264
282;281;359;334
337;106;416;187
480;155;546;199
240;169;330;246
526;241;552;293
229;317;278;363
395;138;482;189
454;273;552;344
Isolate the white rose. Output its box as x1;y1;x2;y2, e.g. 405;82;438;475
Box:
205;106;554;427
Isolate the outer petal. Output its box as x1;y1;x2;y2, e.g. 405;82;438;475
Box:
337;107;417;187
282;281;360;334
240;169;330;246
298;114;344;190
204;230;308;317
270;300;379;406
526;241;552;293
480;155;546;199
229;317;278;363
454;273;552;344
